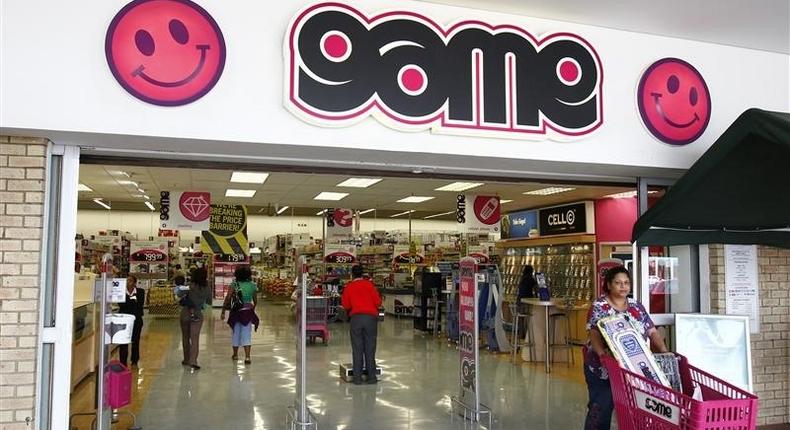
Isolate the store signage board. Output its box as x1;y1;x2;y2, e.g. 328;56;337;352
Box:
129;241;169;263
457;195;501;234
467;245;489;264
724;245;760;333
108;278;127;304
538;201;594;236
502;210;538;239
160;191;211;230
458;257;479;410
326;208;355;238
285;3;603;141
201;204;249;257
675;314;752;392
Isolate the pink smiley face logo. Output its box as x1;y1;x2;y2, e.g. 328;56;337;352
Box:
105;0;226;106
637;58;711;145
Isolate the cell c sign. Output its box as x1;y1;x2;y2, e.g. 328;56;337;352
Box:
286;2;603;140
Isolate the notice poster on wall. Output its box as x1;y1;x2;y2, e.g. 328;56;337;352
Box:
724;245;760;334
458;257;479;409
324;243;356;264
159;191;211;230
201;205;249;257
326;208;355;238
457;195;501;234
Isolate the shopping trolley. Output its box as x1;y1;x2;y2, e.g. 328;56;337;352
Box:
602;353;758;430
305;296;330;345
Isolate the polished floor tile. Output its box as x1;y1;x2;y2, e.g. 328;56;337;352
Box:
87;301;590;429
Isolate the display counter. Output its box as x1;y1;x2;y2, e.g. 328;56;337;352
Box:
380;288;414;316
147;284;180;317
71;301;97;390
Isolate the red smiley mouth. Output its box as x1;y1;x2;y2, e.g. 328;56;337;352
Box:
650;92;699;128
131;44;210;87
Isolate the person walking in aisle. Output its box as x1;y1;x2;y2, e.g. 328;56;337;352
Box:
117;275;145;367
177;269;211;370
341;265;382;385
583;266;668;430
221;265;259;364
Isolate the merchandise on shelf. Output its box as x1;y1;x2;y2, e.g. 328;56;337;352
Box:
499;242;594;301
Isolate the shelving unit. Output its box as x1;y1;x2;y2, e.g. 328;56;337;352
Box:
413;270;444;333
498;235;596;301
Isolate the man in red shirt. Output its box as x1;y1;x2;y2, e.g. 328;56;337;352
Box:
341;265;382;385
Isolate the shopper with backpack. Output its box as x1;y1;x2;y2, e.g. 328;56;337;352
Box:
221;265;259;364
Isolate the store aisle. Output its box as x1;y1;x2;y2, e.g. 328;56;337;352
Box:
126;301;588;430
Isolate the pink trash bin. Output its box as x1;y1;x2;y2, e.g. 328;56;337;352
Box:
106;361;132;408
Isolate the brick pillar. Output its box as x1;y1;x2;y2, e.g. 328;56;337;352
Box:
0;136;48;429
709;244;790;426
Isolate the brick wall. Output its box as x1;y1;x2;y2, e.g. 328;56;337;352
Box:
709;244;790;426
0;136;48;430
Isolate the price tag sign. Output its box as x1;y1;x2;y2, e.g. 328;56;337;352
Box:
109;278;127;303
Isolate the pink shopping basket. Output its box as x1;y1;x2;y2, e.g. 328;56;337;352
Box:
602;354;758;430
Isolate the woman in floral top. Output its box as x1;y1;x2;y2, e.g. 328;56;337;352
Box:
583;266;668;430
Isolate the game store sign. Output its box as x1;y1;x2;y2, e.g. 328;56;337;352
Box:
286;2;603;141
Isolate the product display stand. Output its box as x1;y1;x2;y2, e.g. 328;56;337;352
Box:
286;257;318;430
450;258;493;427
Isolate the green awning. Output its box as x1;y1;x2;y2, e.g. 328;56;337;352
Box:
632;108;790;249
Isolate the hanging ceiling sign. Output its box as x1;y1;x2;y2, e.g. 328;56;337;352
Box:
160;191;211;231
457;195;501;234
326;208;355;238
538;201;594;236
286;2;603;140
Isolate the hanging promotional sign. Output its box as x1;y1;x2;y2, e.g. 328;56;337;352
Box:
201;205;249;256
326;208;355;238
538;201;594;236
324;243;357;264
457;195;501;234
467;245;490;264
392;245;425;264
502;210;539;239
160;191;211;230
286;3;603;140
129;240;169;263
458;257;479;409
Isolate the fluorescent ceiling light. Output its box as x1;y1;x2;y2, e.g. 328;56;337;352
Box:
524;187;575;196
131;194;144;198
314;192;349;201
276;206;290;215
144;201;155;211
358;209;375;215
397;196;434;203
143;195;150;200
390;210;415;218
500;199;513;204
117;171;132;177
435;182;484;192
316;209;327;216
118;180;138;186
604;190;658;199
424;211;455;219
337;178;382;188
231;171;269;184
78;183;93;192
93;198;111;210
225;189;256;198
137;188;146;193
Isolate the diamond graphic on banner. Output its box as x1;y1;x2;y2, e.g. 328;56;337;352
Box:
179;192;211;222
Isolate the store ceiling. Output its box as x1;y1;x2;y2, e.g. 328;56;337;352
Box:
77;164;644;219
428;0;790;54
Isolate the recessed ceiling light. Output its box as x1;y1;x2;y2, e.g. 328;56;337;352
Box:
604;190;659;199
434;182;484;192
500;199;513;204
358;209;376;215
314;192;349;201
144;201;155;211
78;183;93;192
424;211;455;219
337;178;382;188
390;210;415;218
523;187;575;196
231;171;269;184
276;206;290;215
397;196;434;203
225;189;256;198
93;198;111;210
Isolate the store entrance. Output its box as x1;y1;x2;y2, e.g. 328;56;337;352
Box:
66;157;649;429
